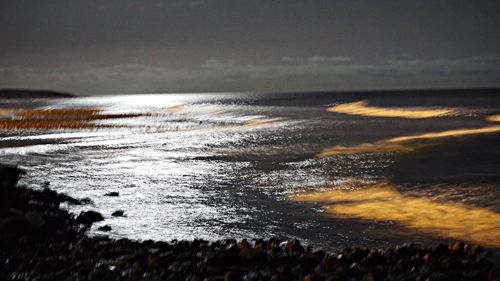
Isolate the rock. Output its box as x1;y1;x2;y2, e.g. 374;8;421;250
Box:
303;273;325;281
98;225;112;232
88;266;116;281
80;197;94;204
284;239;304;254
57;192;82;205
40;188;81;205
76;211;104;225
362;272;375;281
449;242;464;253
104;192;119;197
427;271;462;281
224;271;243;281
24;212;45;230
111;210;125;217
0;216;33;235
0;233;18;251
18;235;32;247
0;216;33;250
441;256;460;270
0;165;22;189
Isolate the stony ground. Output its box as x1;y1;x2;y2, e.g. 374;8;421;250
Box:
1;165;499;281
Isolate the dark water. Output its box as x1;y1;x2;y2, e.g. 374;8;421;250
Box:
1;89;499;250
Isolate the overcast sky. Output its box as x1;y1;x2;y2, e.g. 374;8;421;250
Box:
1;0;499;95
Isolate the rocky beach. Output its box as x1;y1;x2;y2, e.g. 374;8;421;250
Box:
1;165;499;281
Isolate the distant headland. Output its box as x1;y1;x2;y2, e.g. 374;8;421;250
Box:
0;89;75;99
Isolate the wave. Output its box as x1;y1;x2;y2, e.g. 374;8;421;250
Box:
320;114;500;157
327;100;453;119
486;115;500;122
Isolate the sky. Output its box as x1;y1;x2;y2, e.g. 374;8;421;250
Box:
1;0;499;95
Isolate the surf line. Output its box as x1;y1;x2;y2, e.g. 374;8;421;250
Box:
320;112;500;156
327;100;453;119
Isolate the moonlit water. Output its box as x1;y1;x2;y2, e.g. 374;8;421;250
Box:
1;90;499;249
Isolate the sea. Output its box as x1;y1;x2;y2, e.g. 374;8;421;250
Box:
1;89;499;250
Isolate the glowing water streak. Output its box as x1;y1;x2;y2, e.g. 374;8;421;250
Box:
320;125;500;156
387;125;500;143
290;183;500;247
327;101;452;119
486;115;500;122
166;104;184;112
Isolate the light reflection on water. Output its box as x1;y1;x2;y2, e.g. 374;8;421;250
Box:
0;92;499;249
290;182;500;248
327;100;453;119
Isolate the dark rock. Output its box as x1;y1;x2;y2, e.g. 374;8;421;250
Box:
361;272;375;281
80;197;93;204
97;225;112;232
104;192;119;197
449;242;464;253
284;239;305;254
427;271;462;281
303;273;325;281
24;211;45;230
224;271;243;281
111;210;125;217
40;188;81;205
441;256;460;270
0;216;34;250
18;235;32;247
0;165;22;189
0;216;33;235
88;265;116;281
76;210;104;225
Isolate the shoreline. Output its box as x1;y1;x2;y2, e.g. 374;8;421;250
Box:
1;165;498;280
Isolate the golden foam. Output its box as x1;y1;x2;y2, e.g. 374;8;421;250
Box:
166;104;184;113
290;183;500;247
0;108;146;130
0;120;111;130
387;126;500;143
486;115;500;122
13;108;101;119
327;101;452;119
320;125;500;156
319;142;414;157
243;118;283;127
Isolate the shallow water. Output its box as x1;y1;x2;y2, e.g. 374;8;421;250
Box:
1;90;499;249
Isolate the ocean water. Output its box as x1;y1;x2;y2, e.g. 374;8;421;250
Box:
1;90;499;250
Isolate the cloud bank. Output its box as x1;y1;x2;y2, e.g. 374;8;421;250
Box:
1;56;499;95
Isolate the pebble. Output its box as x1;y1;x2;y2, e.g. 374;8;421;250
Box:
76;210;104;225
104;192;119;197
98;225;112;232
111;210;125;217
